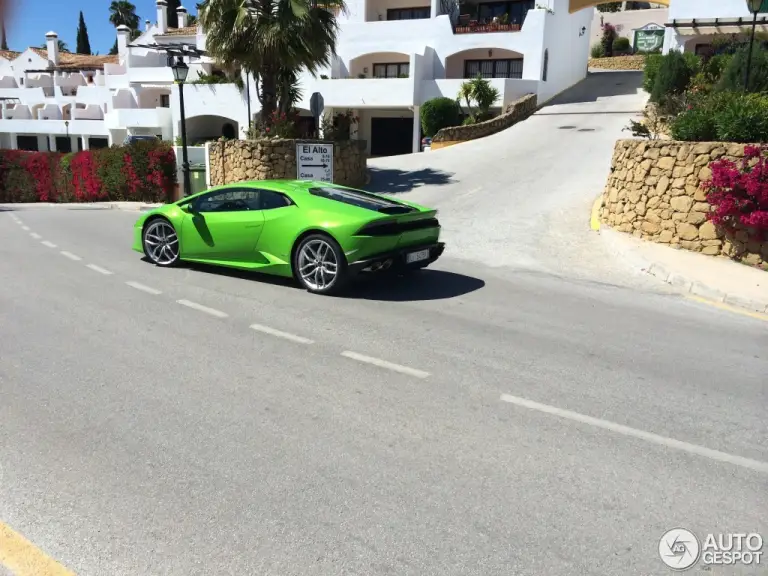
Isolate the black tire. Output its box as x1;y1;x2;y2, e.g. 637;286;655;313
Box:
142;217;181;268
293;233;348;295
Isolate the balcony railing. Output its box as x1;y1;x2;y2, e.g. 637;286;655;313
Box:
454;20;521;33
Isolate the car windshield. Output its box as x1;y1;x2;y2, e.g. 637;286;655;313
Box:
308;186;411;212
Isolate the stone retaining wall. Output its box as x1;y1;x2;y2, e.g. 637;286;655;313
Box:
600;139;767;269
430;93;538;149
208;138;367;188
588;55;646;71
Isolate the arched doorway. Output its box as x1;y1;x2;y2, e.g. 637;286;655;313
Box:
184;115;241;145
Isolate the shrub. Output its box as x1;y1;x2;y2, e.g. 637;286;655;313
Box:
0;140;176;203
713;92;768;143
643;53;664;92
457;76;500;123
716;44;768;93
613;36;630;53
701;145;768;233
591;43;605;58
650;50;694;104
420;97;461;138
670;106;718;142
601;23;618;57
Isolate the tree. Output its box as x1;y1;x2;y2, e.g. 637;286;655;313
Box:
457;75;500;123
198;0;346;131
1;22;8;50
76;11;92;55
38;39;69;52
187;13;197;26
166;0;180;28
109;1;140;30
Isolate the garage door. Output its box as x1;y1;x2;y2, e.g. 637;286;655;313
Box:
371;117;413;157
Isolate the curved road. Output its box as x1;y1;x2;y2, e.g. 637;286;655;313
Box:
1;73;766;575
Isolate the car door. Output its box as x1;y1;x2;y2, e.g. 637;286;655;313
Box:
180;187;264;261
252;188;299;262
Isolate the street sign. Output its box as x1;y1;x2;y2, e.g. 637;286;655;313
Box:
296;142;333;182
309;92;324;118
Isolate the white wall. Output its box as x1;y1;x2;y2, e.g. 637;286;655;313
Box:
171;83;249;139
663;0;765;53
590;7;668;47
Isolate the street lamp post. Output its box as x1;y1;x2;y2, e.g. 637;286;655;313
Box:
744;0;762;91
245;69;252;136
171;56;192;197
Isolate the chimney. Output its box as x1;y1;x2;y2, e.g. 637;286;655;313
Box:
145;19;151;31
116;25;131;55
45;31;59;66
177;6;188;28
156;0;168;34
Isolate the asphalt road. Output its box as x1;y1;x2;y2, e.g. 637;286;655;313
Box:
1;205;766;576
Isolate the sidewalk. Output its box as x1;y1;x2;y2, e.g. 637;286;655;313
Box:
599;227;768;313
0;201;162;212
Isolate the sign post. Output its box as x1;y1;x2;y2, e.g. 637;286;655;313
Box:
309;92;324;139
296;142;333;182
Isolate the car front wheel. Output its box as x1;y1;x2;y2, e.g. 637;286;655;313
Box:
294;233;348;295
142;218;180;267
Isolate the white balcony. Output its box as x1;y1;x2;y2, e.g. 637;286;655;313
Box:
104;107;172;129
72;105;105;120
421;77;539;107
2;105;32;120
0;118;109;136
314;77;416;108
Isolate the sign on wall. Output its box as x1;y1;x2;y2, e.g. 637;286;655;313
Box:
296;142;333;182
634;23;665;53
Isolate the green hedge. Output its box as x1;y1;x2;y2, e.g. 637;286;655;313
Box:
670;92;768;142
420;97;461;138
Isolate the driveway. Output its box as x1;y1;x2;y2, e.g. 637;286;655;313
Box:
368;71;651;285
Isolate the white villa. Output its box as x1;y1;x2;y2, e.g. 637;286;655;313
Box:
663;0;768;55
0;0;597;158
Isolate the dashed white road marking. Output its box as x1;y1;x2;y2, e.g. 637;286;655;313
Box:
126;281;162;295
340;351;430;379
20;225;29;231
30;233;41;239
249;323;314;344
499;393;768;474
41;240;57;248
176;299;228;318
86;263;113;275
60;251;82;261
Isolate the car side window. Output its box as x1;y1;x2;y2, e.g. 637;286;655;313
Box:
196;188;260;212
259;189;293;210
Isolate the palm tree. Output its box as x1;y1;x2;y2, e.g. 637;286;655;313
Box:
38;39;69;53
198;0;345;129
109;0;140;29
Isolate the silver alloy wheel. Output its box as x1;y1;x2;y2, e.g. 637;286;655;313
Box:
144;220;179;265
298;238;338;290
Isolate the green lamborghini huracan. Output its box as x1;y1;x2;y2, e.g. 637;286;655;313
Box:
132;180;445;294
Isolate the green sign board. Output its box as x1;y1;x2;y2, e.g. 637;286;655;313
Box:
761;0;768;13
634;28;665;53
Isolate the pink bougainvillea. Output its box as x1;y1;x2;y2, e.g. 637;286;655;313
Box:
701;145;768;232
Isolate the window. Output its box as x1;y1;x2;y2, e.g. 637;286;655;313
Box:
260;190;293;210
464;58;523;79
55;136;72;153
16;135;38;151
309;186;414;213
542;49;548;82
373;62;410;78
160;94;170;108
195;188;260;212
386;7;430;19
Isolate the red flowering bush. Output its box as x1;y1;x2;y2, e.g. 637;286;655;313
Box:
0;141;176;203
701;145;768;233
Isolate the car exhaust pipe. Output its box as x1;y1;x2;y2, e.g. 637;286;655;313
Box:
370;262;382;272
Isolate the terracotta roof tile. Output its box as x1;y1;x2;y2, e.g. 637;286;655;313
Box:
156;26;197;37
0;49;20;60
56;53;119;69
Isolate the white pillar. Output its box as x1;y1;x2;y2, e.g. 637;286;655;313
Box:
412;106;421;153
48;135;57;151
81;136;90;150
9;133;17;150
430;0;439;17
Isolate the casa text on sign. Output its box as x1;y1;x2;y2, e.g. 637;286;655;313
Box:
297;143;333;182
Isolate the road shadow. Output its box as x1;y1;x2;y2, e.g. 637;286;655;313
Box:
345;269;485;302
177;261;301;289
0;206;15;212
366;167;455;194
535;71;644;112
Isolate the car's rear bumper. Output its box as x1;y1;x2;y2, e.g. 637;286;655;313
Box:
348;242;445;274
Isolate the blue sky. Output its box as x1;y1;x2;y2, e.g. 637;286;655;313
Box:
7;0;198;54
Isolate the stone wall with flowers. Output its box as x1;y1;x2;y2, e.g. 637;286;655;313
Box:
208;138;367;188
599;139;768;269
430;94;538;149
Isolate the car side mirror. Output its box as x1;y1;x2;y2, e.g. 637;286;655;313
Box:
182;202;196;213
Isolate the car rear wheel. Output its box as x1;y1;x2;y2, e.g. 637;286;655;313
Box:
294;234;347;295
143;218;180;267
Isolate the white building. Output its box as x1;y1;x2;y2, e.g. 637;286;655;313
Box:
0;0;596;157
663;0;768;55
